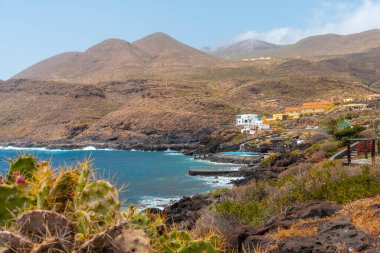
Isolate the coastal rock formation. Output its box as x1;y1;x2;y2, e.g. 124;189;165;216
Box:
165;194;212;230
313;216;370;252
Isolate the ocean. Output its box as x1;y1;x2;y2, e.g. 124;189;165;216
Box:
0;146;241;208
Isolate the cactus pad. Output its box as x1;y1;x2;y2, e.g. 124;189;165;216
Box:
0;184;31;226
6;154;38;184
77;180;120;225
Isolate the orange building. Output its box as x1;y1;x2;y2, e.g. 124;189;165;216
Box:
284;102;334;115
262;116;277;125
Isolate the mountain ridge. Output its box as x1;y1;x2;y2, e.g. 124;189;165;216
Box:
13;32;220;82
213;29;380;59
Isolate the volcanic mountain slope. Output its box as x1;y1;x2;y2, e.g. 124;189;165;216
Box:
318;49;380;91
132;32;220;67
275;29;380;58
0;57;374;147
213;39;281;59
12;33;220;82
215;29;380;59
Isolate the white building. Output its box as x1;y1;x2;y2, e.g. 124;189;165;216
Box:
236;114;259;126
254;120;270;130
236;114;270;134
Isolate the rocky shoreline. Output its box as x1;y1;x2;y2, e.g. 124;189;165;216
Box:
0;140;202;152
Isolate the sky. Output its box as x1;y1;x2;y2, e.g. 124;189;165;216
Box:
1;0;380;79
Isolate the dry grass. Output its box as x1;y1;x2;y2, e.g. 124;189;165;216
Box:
309;150;326;163
340;195;380;236
278;162;312;178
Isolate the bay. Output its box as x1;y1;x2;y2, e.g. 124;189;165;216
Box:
0;147;240;208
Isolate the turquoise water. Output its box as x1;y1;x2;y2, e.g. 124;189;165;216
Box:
0;147;240;208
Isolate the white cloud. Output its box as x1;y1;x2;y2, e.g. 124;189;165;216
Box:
235;0;380;45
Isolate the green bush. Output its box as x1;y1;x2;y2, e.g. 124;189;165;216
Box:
230;133;246;144
262;153;279;167
215;163;380;226
304;143;322;155
334;125;366;145
216;200;270;227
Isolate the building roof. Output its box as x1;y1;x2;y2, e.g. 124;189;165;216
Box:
343;103;367;107
284;107;301;112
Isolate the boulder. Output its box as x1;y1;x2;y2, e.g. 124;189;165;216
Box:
313;216;369;253
278;236;315;253
265;201;341;229
243;235;273;252
165;194;212;230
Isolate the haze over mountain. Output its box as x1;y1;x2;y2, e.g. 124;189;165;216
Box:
13;32;219;82
213;39;281;59
214;29;380;59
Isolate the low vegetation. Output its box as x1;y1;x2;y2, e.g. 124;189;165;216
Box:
215;161;380;227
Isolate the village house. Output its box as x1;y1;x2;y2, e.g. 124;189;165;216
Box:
236;114;270;134
236;114;259;126
343;103;368;110
343;98;354;103
272;112;300;120
367;94;380;100
284;102;335;116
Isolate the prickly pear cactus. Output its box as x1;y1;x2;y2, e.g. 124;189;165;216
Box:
0;184;31;226
6;154;38;183
47;169;79;212
74;162;90;209
75;210;92;237
77;180;121;226
36;179;50;209
178;240;217;253
157;230;218;253
131;213;150;227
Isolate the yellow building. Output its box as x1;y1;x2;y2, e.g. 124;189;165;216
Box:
343;98;354;103
262;116;277;125
272;112;300;120
273;114;285;120
287;112;300;119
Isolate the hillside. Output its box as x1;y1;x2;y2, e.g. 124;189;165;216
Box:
215;29;380;59
12;33;219;82
0;58;374;148
4;30;380;148
132;32;220;67
213;39;281;59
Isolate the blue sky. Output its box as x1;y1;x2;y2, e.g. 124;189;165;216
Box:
1;0;380;79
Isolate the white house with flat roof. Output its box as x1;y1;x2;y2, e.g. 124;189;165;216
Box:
236;114;259;126
236;114;270;134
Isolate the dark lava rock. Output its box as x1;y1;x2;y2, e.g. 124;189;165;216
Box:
164;194;212;230
313;216;369;253
243;235;273;252
278;236;315;253
265;201;341;229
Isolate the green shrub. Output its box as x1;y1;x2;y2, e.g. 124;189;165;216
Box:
334;125;366;145
304;143;322;155
262;153;279;167
215;200;270;227
230;133;246;144
215;163;380;226
290;149;302;156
